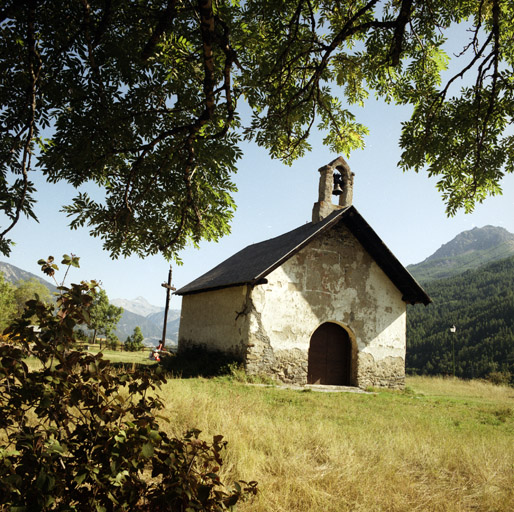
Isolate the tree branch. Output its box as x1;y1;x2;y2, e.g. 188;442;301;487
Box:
198;0;216;120
474;0;501;172
0;3;39;241
81;0;106;100
141;0;178;61
270;0;395;119
390;0;413;66
92;0;112;46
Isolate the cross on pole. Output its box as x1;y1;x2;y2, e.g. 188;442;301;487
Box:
160;265;176;348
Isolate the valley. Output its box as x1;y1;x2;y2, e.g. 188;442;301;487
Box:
2;224;513;370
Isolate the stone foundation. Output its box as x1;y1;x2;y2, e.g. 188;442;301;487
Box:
179;340;405;389
246;347;308;384
357;353;405;389
246;333;406;389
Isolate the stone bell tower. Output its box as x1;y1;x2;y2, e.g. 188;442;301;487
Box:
312;156;354;223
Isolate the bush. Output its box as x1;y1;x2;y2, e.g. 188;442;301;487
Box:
162;346;243;378
74;328;89;344
106;332;120;350
125;326;145;352
0;256;257;511
486;370;512;386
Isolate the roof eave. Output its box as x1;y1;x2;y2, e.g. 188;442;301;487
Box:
343;208;431;306
252;208;350;283
176;277;269;297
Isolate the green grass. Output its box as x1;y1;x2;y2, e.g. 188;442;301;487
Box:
19;351;514;511
24;346;156;371
152;375;514;512
86;346;155;365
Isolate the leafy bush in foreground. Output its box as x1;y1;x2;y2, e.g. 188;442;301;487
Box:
0;256;256;511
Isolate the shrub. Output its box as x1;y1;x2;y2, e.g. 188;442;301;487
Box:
486;370;512;386
74;328;89;344
0;256;256;511
106;332;120;350
162;346;243;378
125;326;145;352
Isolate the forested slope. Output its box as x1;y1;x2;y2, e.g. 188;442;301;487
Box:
407;256;514;382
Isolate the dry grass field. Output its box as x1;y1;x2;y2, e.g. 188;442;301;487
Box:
21;350;514;511
23;346;155;370
154;374;513;512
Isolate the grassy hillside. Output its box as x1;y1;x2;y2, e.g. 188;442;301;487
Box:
151;374;513;512
407;241;514;282
407;256;514;382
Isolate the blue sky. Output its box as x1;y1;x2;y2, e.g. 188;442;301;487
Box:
3;92;514;309
4;20;514;309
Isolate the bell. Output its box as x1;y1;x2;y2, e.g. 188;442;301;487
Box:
332;182;343;195
332;173;344;195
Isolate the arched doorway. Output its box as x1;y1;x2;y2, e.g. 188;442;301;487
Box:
307;323;352;385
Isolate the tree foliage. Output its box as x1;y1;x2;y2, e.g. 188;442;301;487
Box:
1;0;513;258
13;277;52;317
125;326;145;352
0;273;15;332
407;255;514;384
0;273;53;330
87;288;123;345
106;332;121;350
0;256;257;510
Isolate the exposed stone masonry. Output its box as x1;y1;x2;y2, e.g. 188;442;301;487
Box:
357;353;406;389
247;346;308;385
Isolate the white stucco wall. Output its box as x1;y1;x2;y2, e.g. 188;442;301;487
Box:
178;221;408;388
178;285;249;358
247;223;406;386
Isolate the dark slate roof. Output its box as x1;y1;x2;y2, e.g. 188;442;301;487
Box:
175;206;431;305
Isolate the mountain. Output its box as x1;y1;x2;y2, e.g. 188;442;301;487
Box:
407;255;514;382
145;309;181;345
114;308;180;347
111;296;164;317
407;226;514;283
0;260;180;346
111;297;180;346
115;309;161;340
0;260;58;292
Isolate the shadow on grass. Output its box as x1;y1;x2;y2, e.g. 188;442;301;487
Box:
109;361;160;373
109;348;275;385
160;347;242;378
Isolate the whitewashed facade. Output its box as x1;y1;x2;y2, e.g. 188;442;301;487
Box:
177;157;429;389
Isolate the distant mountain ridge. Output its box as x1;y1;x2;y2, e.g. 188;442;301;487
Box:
112;296;180;346
114;308;180;347
0;260;58;292
112;296;164;317
0;260;179;346
407;225;514;282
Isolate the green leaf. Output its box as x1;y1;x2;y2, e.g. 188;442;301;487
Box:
141;442;154;458
74;473;88;485
197;484;212;503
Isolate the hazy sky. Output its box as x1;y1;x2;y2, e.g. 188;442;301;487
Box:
3;89;513;310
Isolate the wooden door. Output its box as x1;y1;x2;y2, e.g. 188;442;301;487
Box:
307;323;351;385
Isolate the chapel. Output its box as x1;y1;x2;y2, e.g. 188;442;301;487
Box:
176;157;430;388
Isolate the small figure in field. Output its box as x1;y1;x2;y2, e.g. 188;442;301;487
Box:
150;343;164;362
